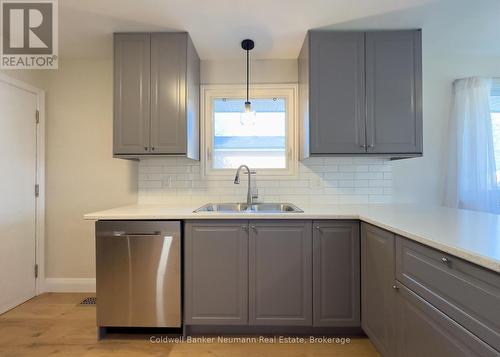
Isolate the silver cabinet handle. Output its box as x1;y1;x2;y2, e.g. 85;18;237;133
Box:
441;257;451;265
112;231;161;237
241;225;248;232
250;225;256;231
360;144;366;149
315;226;321;230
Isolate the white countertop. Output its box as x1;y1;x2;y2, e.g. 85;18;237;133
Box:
85;203;500;273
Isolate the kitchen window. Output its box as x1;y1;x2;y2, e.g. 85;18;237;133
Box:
490;78;500;183
202;85;297;176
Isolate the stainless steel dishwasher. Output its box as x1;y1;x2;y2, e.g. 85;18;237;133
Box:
96;221;181;328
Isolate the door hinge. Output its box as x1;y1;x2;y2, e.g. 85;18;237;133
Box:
34;264;39;278
35;184;39;198
35;110;40;124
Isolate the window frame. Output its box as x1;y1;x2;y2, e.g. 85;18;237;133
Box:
201;84;298;177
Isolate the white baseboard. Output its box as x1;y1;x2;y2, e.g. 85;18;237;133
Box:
43;278;96;293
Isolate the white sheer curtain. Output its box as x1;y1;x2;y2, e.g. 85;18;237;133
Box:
444;77;500;214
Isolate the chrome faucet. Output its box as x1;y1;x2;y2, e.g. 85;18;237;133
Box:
234;165;258;204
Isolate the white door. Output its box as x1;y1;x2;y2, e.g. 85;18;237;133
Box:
0;79;38;314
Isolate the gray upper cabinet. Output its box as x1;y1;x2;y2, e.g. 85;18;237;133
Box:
361;223;397;357
365;31;422;154
249;220;312;326
114;32;200;159
150;33;187;154
308;32;366;154
184;221;248;325
299;29;422;158
113;34;151;155
313;220;360;327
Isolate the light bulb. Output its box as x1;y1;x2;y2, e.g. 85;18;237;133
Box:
240;107;256;126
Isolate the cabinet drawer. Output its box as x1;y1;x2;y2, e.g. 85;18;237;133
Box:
397;284;498;357
396;236;500;352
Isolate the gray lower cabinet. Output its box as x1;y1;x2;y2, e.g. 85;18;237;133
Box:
184;220;248;325
363;222;500;356
313;220;360;327
396;236;500;353
114;32;200;159
395;284;498;357
361;223;397;357
249;220;312;326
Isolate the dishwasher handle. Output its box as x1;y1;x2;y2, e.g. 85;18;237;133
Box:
112;231;162;237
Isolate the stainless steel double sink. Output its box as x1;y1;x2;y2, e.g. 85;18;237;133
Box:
194;202;303;213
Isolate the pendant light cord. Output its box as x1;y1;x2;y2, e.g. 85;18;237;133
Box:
246;48;249;103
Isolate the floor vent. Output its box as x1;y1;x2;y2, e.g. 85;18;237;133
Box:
79;297;96;306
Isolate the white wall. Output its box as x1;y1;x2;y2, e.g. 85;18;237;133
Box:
43;59;137;278
201;59;298;84
4;61;138;281
392;55;500;204
0;70;47;89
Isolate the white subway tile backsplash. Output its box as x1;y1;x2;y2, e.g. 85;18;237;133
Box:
138;157;393;204
369;179;392;187
279;180;310;188
354;172;384;180
324;172;355;180
338;180;355;188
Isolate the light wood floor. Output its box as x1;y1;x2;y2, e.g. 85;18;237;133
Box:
0;293;380;357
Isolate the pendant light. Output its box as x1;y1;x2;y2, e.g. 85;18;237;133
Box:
240;39;256;126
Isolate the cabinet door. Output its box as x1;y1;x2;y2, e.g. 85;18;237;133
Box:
113;33;150;155
249;220;312;326
395;284;499;357
309;31;366;154
361;223;397;357
313;221;360;327
365;30;422;154
150;33;187;154
396;236;500;352
184;221;248;325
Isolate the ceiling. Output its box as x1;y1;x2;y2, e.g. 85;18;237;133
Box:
59;0;500;60
59;0;433;60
